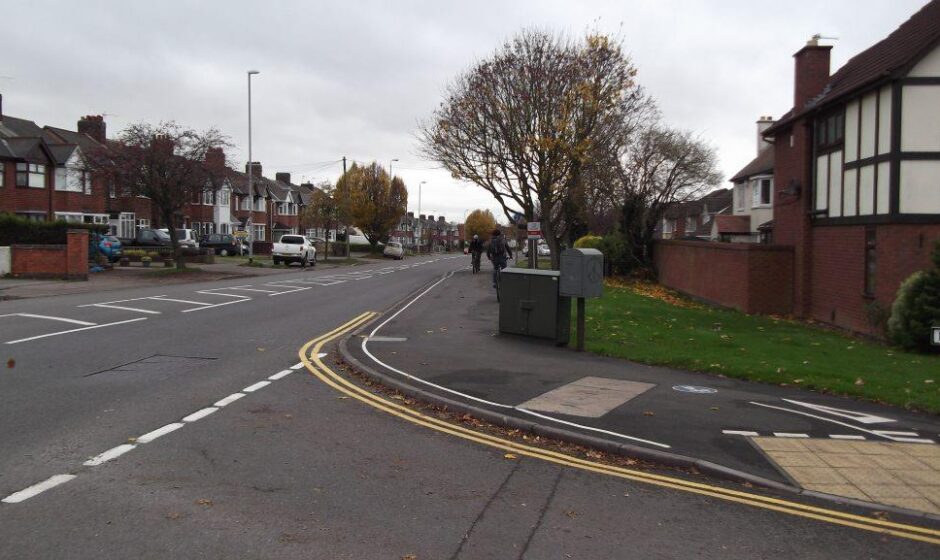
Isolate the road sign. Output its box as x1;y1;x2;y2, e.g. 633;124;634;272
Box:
672;385;718;394
933;327;940;346
527;222;542;240
233;230;248;239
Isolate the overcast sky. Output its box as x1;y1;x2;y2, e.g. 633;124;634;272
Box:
1;0;929;223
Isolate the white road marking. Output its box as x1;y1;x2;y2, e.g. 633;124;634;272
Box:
266;285;311;296
751;401;932;443
182;407;218;422
2;474;76;504
773;432;810;438
136;422;185;444
0;313;96;326
224;287;281;294
886;437;936;444
181;300;250;313
290;362;306;370
214;393;246;407
781;399;895;425
368;336;408;342
147;297;213;306
359;269;671;450
83;444;137;466
5;317;148;345
242;381;270;393
870;430;920;437
722;430;760;436
80;295;166;305
268;370;293;380
88;304;161;315
829;434;867;440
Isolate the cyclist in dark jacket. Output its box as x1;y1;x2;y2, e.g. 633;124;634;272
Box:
486;229;513;289
468;235;484;272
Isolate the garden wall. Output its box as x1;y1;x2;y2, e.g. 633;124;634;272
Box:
11;229;89;280
653;240;794;315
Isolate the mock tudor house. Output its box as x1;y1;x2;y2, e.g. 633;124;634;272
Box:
760;0;940;334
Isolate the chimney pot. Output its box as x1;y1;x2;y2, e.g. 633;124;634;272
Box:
246;162;263;178
275;172;291;184
78;115;107;144
756;116;774;153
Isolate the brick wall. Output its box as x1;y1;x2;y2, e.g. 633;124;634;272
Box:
812;224;940;335
653;240;794;315
11;229;89;280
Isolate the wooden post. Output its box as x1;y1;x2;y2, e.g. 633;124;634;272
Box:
577;297;586;352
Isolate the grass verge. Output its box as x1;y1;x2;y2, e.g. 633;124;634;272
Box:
581;280;940;413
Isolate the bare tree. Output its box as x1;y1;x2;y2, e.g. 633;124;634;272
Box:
614;125;722;271
83;122;230;269
420;30;648;268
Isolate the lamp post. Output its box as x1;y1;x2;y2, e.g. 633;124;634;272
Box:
246;69;260;262
388;158;399;180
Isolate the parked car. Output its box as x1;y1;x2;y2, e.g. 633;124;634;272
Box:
200;233;244;257
89;234;123;263
271;234;317;267
158;228;199;249
120;228;172;248
383;241;405;260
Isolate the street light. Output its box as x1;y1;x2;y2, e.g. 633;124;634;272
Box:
389;158;399;180
246;69;260;262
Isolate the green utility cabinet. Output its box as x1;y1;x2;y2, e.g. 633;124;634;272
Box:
498;268;571;345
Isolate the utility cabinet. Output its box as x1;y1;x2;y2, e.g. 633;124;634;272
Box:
499;268;570;345
560;248;604;298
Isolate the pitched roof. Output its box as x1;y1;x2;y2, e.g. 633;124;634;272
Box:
0;115;45;138
715;215;751;235
765;0;940;135
730;148;774;183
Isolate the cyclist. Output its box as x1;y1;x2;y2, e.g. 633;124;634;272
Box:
486;228;512;289
468;234;484;273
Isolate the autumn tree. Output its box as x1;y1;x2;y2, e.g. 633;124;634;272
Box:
464;209;498;241
334;162;407;253
301;182;340;261
420;30;648;268
83;122;229;269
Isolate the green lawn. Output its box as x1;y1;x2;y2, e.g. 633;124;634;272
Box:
581;281;940;413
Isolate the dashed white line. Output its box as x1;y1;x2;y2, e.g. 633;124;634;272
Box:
290;362;306;370
243;381;271;393
1;474;77;504
722;430;760;436
182;407;218;422
773;432;810;438
268;370;293;380
136;422;185;444
5;317;148;345
83;444;137;466
829;434;867;440
214;393;246;407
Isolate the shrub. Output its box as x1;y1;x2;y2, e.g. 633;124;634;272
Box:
0;212;107;245
574;235;603;250
887;241;940;353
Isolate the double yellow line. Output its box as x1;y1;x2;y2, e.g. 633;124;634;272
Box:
300;312;940;546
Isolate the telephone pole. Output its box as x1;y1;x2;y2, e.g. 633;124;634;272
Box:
342;156;349;259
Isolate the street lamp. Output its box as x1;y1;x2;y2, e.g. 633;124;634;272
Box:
246;69;260;262
388;158;399;180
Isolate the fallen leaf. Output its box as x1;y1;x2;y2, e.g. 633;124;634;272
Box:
336;396;350;400
925;380;935;384
195;499;213;507
127;437;137;443
257;347;266;352
6;358;14;369
709;406;719;411
855;378;865;386
503;453;518;460
165;512;182;520
401;555;417;560
643;411;655;417
564;510;578;518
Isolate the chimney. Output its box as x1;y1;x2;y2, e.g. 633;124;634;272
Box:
0;93;3;121
757;116;774;153
793;38;832;110
205;147;226;169
438;216;445;222
245;161;262;178
300;182;313;190
419;214;426;221
275;172;291;184
78;115;107;144
407;211;414;219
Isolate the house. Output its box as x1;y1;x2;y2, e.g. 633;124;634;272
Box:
391;213;459;252
657;188;732;240
729;116;776;242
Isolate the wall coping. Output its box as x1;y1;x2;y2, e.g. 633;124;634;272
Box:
11;244;67;250
655;239;794;253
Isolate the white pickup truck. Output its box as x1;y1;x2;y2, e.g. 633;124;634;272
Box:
271;234;317;267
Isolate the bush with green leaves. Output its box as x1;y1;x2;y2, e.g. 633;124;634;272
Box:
0;212;107;245
888;241;940;353
574;235;603;250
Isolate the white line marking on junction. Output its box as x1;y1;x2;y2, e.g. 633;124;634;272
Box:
243;381;270;393
268;370;293;380
290;362;305;370
182;407;218;422
359;269;671;449
5;317;148;345
148;296;213;306
773;432;810;438
223;287;281;294
136;423;185;444
829;434;867;440
88;304;161;315
214;393;246;407
1;474;76;504
751;401;934;443
722;430;760;436
83;444;137;466
0;313;96;326
871;430;920;437
181;300;249;312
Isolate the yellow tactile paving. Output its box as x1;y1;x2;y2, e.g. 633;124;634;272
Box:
753;437;940;515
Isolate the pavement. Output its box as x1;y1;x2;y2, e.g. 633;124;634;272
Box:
343;263;940;520
1;254;939;557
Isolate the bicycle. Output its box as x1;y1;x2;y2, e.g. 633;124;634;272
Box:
471;252;481;274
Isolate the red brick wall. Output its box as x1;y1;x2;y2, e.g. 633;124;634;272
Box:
811;224;940;335
654;240;794;315
66;229;88;279
11;229;89;280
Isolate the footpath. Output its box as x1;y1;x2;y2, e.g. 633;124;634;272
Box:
342;264;940;521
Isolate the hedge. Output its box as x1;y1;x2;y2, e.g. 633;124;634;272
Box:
0;213;108;246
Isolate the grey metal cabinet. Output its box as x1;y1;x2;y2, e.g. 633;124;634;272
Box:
498;268;571;345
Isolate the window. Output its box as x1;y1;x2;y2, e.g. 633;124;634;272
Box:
751;178;772;207
55;167;88;193
55;212;83;223
685;216;696;232
816;111;845;151
136;218;150;230
219;189;230;207
118;213;135;238
253;224;265;241
192;222;201;236
864;228;877;296
254;198;265;212
83;214;109;225
202;190;215;206
16;163;46;188
736;184;746;211
0;162;5;187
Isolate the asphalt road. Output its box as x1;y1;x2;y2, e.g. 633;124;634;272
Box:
0;256;936;558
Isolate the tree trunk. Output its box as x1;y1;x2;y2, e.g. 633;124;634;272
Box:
164;210;185;270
